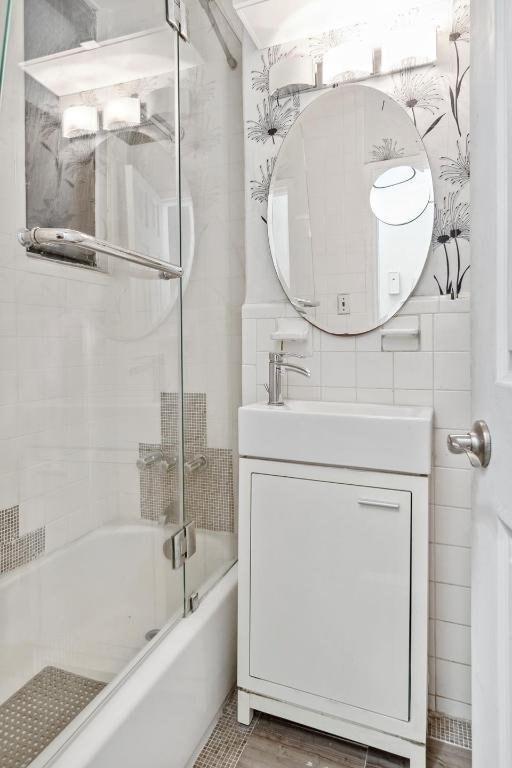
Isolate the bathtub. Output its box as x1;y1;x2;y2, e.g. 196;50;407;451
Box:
0;521;238;768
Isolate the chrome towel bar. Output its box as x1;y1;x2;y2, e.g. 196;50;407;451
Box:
17;227;183;280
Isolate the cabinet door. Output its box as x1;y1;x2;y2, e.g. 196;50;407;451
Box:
249;473;412;721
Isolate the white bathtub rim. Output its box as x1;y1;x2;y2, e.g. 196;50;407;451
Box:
0;519;172;590
0;519;235;589
29;563;238;768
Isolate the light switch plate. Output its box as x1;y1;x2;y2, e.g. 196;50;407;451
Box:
337;294;350;314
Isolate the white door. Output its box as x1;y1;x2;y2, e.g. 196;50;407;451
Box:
472;0;512;765
249;473;412;720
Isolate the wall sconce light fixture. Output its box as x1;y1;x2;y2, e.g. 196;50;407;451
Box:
323;42;373;84
380;26;437;73
62;105;98;139
267;24;438;98
103;96;141;131
269;56;317;98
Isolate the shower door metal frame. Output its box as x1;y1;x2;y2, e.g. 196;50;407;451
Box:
166;0;189;40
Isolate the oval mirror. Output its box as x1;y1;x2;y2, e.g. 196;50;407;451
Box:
267;83;434;335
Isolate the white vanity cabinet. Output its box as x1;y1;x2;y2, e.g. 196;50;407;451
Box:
238;454;431;768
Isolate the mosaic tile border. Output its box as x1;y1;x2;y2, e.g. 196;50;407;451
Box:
0;506;19;543
139;393;235;532
194;691;259;768
161;392;207;451
428;711;472;751
0;505;45;576
184;447;235;531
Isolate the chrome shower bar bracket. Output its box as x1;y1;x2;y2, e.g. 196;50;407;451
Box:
166;0;189;40
17;227;183;280
198;0;238;70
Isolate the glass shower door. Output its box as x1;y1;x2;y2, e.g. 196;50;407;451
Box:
0;1;185;765
178;0;242;609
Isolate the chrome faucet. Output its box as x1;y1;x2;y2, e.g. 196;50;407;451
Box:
267;352;311;406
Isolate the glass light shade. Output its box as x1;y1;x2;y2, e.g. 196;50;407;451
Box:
146;87;172;121
269;57;316;97
62;105;98;138
322;42;373;84
103;97;141;131
380;26;437;73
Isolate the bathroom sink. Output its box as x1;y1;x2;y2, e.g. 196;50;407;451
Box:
239;400;433;475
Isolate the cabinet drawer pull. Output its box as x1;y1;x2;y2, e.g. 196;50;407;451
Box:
358;499;400;510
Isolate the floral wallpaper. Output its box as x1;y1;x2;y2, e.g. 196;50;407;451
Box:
244;0;470;300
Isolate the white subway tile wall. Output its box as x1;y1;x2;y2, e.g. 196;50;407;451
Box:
242;296;472;717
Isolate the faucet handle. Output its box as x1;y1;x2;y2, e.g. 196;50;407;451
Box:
268;351;304;363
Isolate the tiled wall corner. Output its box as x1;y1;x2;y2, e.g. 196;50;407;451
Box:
242;295;472;718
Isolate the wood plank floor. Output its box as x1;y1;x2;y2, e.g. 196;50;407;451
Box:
238;715;472;768
194;695;471;768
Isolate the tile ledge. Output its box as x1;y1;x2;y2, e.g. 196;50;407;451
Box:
242;302;290;319
244;295;471;322
401;293;471;315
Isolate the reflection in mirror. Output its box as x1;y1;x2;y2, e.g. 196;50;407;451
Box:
268;83;434;335
20;0;196;342
370;165;431;226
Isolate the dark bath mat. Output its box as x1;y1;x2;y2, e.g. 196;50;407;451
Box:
0;665;106;768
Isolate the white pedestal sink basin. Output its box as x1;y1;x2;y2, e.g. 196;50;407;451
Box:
239;400;433;475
